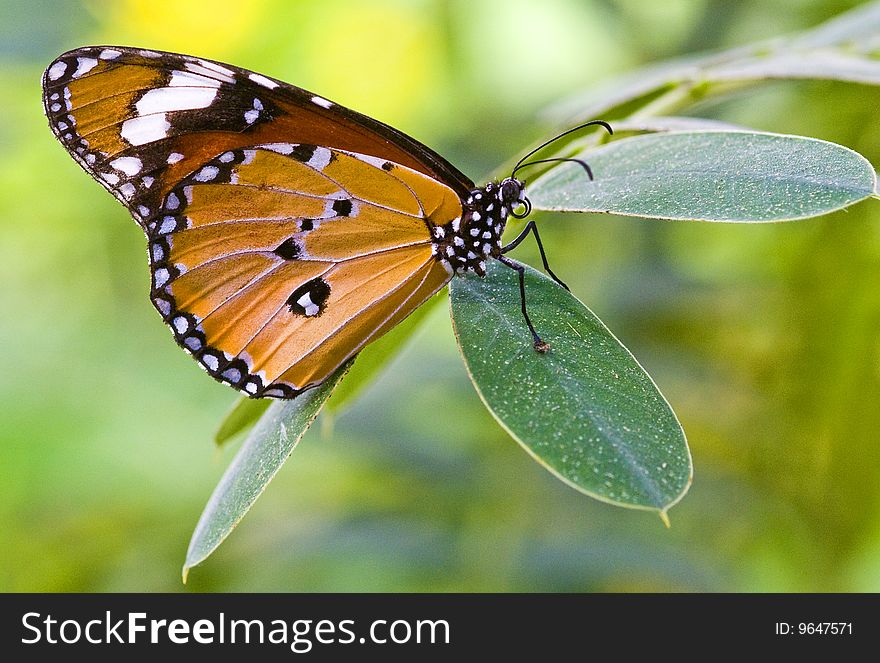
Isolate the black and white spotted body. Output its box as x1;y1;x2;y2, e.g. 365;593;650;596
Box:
430;177;526;277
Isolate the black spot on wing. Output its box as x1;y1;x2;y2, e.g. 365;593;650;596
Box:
289;144;316;163
167;86;277;134
273;237;301;260
286;277;331;317
332;199;353;217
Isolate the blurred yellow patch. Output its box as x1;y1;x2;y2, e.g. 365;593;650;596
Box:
95;0;268;57
300;2;445;129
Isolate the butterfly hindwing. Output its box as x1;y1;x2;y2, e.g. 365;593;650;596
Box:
149;143;456;397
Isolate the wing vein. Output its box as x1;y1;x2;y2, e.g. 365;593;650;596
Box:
270;260;439;384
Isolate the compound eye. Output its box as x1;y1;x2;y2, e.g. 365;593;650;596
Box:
500;179;521;204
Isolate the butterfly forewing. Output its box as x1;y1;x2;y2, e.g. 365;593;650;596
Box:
42;46;473;229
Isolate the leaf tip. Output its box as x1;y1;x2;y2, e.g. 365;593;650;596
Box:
181;565;190;585
658;509;671;528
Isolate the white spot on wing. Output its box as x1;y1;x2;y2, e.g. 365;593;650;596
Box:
99;49;121;60
355;154;388;169
198;59;235;77
165;192;180;210
307;147;332;170
222;367;241;383
110;156;142;176
121;113;170;146
73;57;98;78
142;176;154;188
263;143;294;155
297;292;320;317
311;95;333;108
101;172;120;185
168;70;223;88
47;61;67;81
183;61;235;84
136;86;218;115
249;73;278;89
159;216;177;234
167;152;184;164
194;165;219;182
154;298;171;316
202;354;219;371
244;109;259;124
119;182;136;200
154;268;170;288
173;316;189;334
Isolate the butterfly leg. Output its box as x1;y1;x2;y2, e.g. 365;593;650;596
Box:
497;255;550;353
500;220;570;292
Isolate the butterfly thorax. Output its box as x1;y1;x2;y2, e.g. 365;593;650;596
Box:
430;178;525;277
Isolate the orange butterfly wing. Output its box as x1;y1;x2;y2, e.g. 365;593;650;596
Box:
42;46;473;227
151;144;456;397
43;46;471;397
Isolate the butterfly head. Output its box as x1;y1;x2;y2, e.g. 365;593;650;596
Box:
498;176;531;219
499;177;525;206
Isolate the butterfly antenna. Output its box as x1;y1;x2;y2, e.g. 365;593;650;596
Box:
511;120;612;177
512;157;594;181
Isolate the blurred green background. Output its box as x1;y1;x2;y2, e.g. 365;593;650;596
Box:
2;0;880;592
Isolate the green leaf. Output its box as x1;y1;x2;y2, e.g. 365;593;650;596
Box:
528;131;877;222
325;292;443;413
547;4;880;123
610;116;746;134
184;365;349;579
544;53;720;122
708;52;880;86
449;261;691;513
213;294;443;441
791;1;880;49
214;397;270;447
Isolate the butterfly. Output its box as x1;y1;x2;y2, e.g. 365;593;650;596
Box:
43;46;610;399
